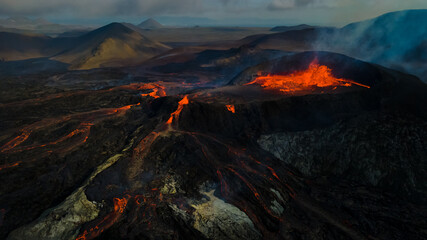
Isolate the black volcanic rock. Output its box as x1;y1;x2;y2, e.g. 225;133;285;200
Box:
152;45;286;84
1;50;426;240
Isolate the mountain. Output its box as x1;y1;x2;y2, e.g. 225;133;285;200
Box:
329;9;427;81
246;27;335;52
33;18;50;25
0;16;89;36
243;9;427;82
52;22;170;69
0;23;170;70
0;17;53;28
0;31;76;62
137;18;164;29
151;45;285;85
0;16;35;26
0;32;56;61
270;24;314;32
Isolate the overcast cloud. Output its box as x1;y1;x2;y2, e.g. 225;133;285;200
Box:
0;0;426;26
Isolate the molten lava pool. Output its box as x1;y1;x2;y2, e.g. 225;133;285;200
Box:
245;59;370;93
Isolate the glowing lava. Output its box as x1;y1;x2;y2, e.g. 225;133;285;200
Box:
166;95;189;125
226;105;236;113
0;161;21;171
75;196;129;240
245;59;370;93
140;84;167;99
0;130;31;153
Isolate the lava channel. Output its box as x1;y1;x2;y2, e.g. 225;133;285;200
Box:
166;95;189;125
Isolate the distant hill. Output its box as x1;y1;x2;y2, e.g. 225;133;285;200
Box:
0;16;90;36
52;23;171;69
0;32;58;61
57;30;91;38
0;17;54;29
138;18;164;29
0;22;171;70
246;27;335;52
0;16;45;27
270;24;314;32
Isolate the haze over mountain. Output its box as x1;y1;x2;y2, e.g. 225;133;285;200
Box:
242;9;427;82
333;9;427;79
138;18;164;29
320;9;427;82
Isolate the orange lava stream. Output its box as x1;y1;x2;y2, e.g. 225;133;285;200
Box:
225;105;236;113
76;188;174;240
166;95;189;125
0;130;31;153
0;161;21;171
75;196;130;240
140;84;167;99
245;59;370;93
0;104;138;154
8;123;93;153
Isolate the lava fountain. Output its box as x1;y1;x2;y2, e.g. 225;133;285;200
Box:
245;59;370;93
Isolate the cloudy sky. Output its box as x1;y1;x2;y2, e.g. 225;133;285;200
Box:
0;0;427;26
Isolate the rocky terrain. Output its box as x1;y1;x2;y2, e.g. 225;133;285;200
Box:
0;50;426;240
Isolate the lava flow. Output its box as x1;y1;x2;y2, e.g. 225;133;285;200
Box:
226;105;236;113
139;84;167;99
0;161;21;171
0;130;31;153
75;196;130;240
166;95;189;125
245;59;370;93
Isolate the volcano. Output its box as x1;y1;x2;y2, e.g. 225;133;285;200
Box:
0;7;427;240
1;49;426;240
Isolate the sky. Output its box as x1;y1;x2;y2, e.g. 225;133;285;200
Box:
0;0;427;27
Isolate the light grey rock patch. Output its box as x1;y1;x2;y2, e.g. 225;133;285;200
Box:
169;184;262;240
190;190;262;240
